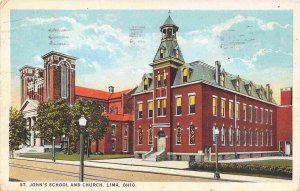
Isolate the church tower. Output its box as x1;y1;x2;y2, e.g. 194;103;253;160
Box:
41;51;77;105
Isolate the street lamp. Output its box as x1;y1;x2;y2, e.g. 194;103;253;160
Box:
79;115;87;182
214;127;220;179
52;136;56;162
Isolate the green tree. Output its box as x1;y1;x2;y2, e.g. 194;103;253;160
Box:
35;99;71;143
68;99;109;155
9;107;29;158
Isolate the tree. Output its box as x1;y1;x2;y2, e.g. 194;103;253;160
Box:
35;99;71;143
9;107;29;158
68;99;109;155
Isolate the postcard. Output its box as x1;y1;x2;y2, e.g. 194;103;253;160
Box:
0;0;299;191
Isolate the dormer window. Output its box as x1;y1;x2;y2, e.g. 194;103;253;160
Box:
183;68;188;83
160;48;165;58
248;84;252;95
144;77;149;90
235;79;240;92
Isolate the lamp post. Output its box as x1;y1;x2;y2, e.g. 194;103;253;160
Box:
52;136;56;162
214;127;220;179
79;115;87;182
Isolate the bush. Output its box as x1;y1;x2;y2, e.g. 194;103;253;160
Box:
189;161;292;178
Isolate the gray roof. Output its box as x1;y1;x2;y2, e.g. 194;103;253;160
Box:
134;61;275;103
162;16;177;27
153;40;184;62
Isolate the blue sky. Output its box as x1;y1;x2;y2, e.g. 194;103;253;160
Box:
11;10;293;107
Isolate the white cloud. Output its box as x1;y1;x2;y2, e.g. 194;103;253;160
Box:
33;55;43;64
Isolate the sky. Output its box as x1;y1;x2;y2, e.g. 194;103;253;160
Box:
10;10;293;108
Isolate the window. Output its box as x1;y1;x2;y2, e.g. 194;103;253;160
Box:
265;109;268;124
157;100;161;116
148;101;153;118
138;103;143;119
123;140;128;151
243;128;246;145
249;129;253;146
255;107;258;123
160;48;164;58
148;127;153;145
270;130;273;146
176;97;182;115
183;68;188;83
266;130;268;146
236;102;240;120
61;63;69;98
229;127;233;145
157;74;161;88
248;84;252;95
243;104;246;121
221;99;226;118
163;72;167;86
236;80;240;91
162;99;167;116
175;49;179;58
249;106;253;122
212;126;216;145
112;139;116;151
124;126;128;137
220;74;225;87
189;125;195;145
212;97;218;116
229;101;234;119
144;77;149;90
260;131;263;146
176;126;182;145
138;128;142;145
189;95;195;114
221;126;225;145
270;110;273;125
260;108;263;124
236;127;240;145
111;124;116;136
255;129;258;146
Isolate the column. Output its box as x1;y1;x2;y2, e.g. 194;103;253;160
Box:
33;117;41;146
26;118;30;146
30;117;34;147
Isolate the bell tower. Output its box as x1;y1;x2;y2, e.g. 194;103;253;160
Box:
41;51;77;105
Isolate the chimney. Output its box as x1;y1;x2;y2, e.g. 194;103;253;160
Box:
266;84;270;101
215;61;221;84
109;86;114;93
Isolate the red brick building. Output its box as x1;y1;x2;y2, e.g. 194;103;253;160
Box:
277;87;292;155
132;15;288;161
19;51;134;154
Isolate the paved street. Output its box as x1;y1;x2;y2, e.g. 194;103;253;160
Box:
10;159;218;182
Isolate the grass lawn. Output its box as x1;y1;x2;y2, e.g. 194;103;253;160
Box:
19;153;134;161
242;159;292;167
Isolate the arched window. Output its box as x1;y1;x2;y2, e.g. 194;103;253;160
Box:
176;126;182;145
243;128;247;145
144;77;149;90
260;130;263;146
163;72;167;86
157;74;161;88
255;129;258;146
138;128;142;145
249;128;253;146
236;127;240;145
61;63;69;98
148;127;153;145
229;127;233;145
189;125;195;145
160;48;165;58
183;68;188;83
221;126;225;145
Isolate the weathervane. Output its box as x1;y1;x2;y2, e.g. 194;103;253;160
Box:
168;10;171;16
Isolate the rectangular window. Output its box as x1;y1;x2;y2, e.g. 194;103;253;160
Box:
236;128;240;145
260;108;263;124
189;125;195;145
176;97;182;115
270;131;273;146
249;129;253;146
157;100;161;116
236;102;240;120
138;128;142;145
111;124;116;136
265;109;268;124
124;126;128;137
270;110;273;125
221;99;226;118
243;129;246;145
221;127;225;145
260;131;263;146
229;128;233;145
123;139;127;151
176;127;182;145
162;99;167;116
189;95;195;114
255;107;258;123
138;103;143;119
148;101;153;118
112;139;116;151
157;74;161;88
163;72;167;87
249;105;253;122
266;131;268;146
148;128;153;145
243;104;246;121
229;101;234;119
212;96;218;116
255;130;258;146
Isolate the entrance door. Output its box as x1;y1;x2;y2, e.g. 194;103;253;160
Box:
285;141;291;155
157;137;166;152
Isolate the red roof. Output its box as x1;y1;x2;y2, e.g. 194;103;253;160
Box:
75;86;131;101
103;113;133;122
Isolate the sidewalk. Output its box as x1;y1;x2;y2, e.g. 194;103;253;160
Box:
219;156;292;163
14;156;291;183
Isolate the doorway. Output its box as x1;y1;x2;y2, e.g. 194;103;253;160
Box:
157;131;166;152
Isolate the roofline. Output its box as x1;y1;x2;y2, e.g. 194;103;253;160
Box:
133;80;278;106
41;51;78;60
19;65;38;72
